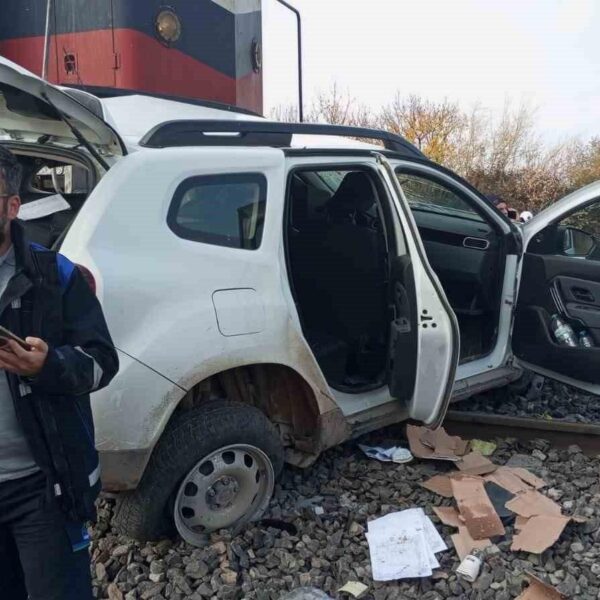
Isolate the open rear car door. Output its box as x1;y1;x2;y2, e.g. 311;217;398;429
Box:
0;56;124;164
513;181;600;393
377;155;460;427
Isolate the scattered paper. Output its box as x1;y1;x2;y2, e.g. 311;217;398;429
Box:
511;515;571;553
407;425;468;461
514;515;529;531
450;526;492;561
485;467;532;494
508;467;546;490
433;506;463;528
470;440;497;456
337;582;368;598
515;573;566;599
451;476;505;540
366;508;447;580
19;194;71;221
420;475;454;498
358;444;413;464
505;490;562;518
455;451;497;476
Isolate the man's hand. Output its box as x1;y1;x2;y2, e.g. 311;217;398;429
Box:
0;337;48;377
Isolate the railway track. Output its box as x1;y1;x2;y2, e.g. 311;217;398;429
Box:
444;410;600;456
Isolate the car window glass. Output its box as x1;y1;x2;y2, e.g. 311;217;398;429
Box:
397;172;483;222
168;174;267;249
558;202;600;259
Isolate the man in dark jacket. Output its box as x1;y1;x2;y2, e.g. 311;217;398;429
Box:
0;146;119;599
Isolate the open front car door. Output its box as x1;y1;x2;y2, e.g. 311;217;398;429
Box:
514;181;600;393
376;154;460;427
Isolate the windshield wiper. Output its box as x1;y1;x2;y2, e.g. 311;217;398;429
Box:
41;91;110;171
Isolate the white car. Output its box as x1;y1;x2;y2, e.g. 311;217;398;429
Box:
2;58;599;546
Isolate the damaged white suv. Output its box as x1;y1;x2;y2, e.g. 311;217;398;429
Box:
2;57;600;546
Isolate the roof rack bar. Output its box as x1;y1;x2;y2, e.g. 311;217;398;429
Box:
139;120;424;157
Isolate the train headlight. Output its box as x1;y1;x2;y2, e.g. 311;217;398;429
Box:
155;9;181;44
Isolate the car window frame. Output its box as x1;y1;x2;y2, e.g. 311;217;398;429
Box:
167;172;268;250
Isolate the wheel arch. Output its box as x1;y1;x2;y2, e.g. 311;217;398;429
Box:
171;362;350;468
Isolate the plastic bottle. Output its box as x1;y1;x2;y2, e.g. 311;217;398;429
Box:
579;329;595;348
550;315;578;347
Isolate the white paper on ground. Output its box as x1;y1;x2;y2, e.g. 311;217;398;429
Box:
366;528;433;580
19;194;71;221
366;508;447;580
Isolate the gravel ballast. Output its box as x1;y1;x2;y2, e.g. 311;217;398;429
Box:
455;379;600;423
89;428;600;600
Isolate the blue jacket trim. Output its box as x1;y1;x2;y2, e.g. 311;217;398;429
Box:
29;243;75;291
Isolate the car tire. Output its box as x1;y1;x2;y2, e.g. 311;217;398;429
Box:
112;401;284;543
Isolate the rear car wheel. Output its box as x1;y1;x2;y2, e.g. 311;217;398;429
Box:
112;401;284;545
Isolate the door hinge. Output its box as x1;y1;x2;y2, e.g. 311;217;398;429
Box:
113;52;121;70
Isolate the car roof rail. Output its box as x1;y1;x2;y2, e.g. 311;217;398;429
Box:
139;120;424;157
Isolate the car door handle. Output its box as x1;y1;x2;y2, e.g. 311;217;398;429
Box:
572;287;595;303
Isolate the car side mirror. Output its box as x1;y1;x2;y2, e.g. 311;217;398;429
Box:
562;226;596;257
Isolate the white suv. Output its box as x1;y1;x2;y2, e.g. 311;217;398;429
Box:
3;58;600;546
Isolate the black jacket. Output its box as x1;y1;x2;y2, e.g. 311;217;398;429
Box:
2;221;118;522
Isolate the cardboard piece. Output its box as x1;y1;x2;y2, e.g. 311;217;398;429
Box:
451;476;505;540
514;515;529;531
515;573;566;599
484;467;533;494
433;506;463;528
450;526;492;561
509;467;546;490
456;451;497;476
505;490;562;518
407;425;467;461
511;515;571;553
420;475;454;498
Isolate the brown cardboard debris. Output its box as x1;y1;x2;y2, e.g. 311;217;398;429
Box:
509;467;546;489
484;467;533;494
451;476;505;540
433;506;463;528
407;425;467;461
450;526;492;561
511;515;571;553
515;573;566;600
514;515;529;531
455;451;497;476
505;490;562;518
420;475;454;498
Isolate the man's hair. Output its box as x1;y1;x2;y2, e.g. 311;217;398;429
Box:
0;146;22;196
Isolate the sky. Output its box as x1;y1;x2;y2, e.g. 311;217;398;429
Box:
262;0;600;140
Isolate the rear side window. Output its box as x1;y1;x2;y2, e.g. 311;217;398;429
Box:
168;174;267;249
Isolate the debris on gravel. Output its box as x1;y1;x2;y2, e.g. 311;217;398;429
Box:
90;424;600;600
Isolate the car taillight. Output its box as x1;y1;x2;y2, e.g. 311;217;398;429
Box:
76;264;97;295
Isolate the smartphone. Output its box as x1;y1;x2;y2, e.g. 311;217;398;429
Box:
0;325;31;352
507;208;518;220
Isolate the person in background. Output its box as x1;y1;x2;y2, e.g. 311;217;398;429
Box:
487;194;509;217
0;146;119;600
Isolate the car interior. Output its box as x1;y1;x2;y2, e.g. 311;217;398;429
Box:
513;201;600;384
397;171;506;364
286;166;508;393
0;144;95;248
286;168;395;392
